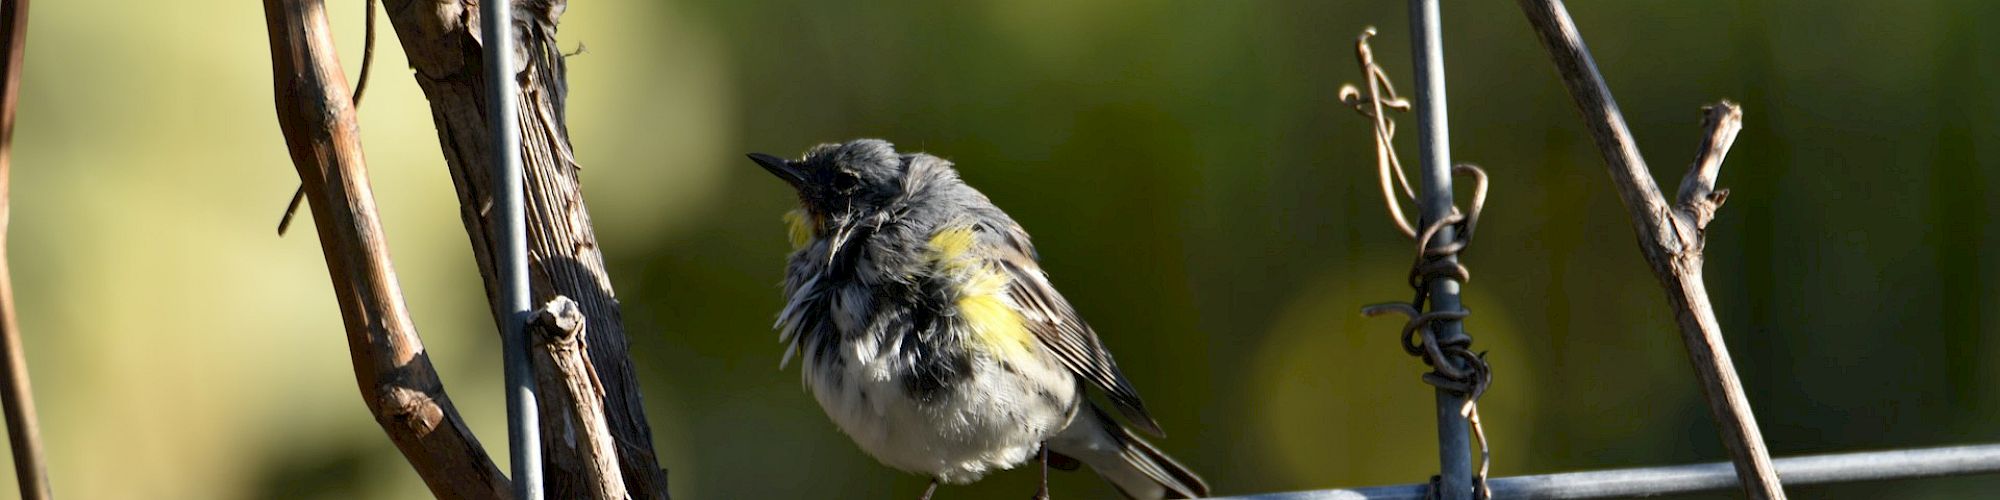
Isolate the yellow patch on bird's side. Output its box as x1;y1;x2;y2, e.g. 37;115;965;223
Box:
925;226;978;270
959;291;1035;359
783;209;813;250
927;226;1035;358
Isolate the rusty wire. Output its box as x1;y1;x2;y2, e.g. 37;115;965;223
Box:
1342;26;1494;500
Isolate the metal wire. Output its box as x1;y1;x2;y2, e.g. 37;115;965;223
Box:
1207;443;2000;500
1342;4;1493;497
1416;1;1480;497
1315;5;1985;500
483;0;543;497
1402;0;1479;489
1360;168;1493;500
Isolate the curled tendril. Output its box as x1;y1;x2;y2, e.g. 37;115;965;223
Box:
1344;26;1496;499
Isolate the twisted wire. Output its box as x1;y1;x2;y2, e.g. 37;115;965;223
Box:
1343;27;1495;500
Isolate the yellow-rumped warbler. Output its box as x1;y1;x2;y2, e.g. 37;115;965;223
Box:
748;140;1208;499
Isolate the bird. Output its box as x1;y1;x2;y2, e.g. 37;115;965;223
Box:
747;139;1209;499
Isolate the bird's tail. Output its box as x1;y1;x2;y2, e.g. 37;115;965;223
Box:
1048;404;1209;499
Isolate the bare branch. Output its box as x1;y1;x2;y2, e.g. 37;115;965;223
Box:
0;0;50;497
1515;1;1784;498
1677;101;1742;231
260;1;509;497
276;0;378;238
379;0;671;496
529;297;628;499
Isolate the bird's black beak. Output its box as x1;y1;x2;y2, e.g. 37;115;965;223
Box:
747;153;805;187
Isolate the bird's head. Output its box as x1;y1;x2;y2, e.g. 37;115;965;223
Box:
751;139;954;263
748;139;914;224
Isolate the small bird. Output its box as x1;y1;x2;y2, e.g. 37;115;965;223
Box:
748;140;1209;499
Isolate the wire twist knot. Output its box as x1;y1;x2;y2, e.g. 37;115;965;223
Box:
1344;26;1494;500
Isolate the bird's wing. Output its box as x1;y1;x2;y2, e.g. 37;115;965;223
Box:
983;221;1165;436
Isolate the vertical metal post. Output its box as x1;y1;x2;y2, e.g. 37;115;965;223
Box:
1409;0;1473;498
483;0;542;498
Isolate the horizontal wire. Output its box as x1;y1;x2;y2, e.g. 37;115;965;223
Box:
1209;443;2000;500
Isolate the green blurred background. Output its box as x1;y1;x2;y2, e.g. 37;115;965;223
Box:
5;0;1998;498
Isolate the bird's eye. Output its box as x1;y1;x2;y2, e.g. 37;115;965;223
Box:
833;172;860;191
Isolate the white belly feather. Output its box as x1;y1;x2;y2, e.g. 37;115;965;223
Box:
802;333;1078;484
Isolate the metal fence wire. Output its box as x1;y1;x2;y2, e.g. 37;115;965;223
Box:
1211;445;2000;500
1226;1;2000;499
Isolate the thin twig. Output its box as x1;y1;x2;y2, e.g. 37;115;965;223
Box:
1677;101;1741;232
353;0;377;106
1514;1;1782;498
277;187;306;235
0;0;49;497
261;0;509;496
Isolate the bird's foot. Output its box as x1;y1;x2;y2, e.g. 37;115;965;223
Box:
1031;444;1052;500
